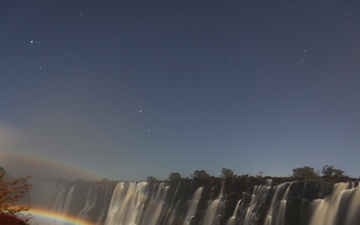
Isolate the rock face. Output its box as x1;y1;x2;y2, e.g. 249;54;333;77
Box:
158;178;335;225
29;177;359;225
0;214;27;225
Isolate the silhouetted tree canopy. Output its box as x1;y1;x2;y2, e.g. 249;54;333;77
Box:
321;165;345;178
220;168;235;179
146;176;157;183
191;170;210;179
292;166;319;179
168;172;181;181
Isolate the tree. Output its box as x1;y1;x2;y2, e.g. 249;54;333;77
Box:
100;178;110;183
168;172;181;181
220;168;235;179
191;170;210;179
146;176;157;183
321;165;345;178
256;171;264;179
292;166;319;179
0;172;32;223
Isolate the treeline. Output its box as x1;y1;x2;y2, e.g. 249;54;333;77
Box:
292;165;349;180
146;164;354;183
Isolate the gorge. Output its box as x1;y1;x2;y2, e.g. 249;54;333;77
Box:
29;177;360;225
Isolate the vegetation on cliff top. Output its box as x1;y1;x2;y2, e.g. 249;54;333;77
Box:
145;164;352;183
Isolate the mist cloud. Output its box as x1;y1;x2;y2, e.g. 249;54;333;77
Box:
0;124;23;150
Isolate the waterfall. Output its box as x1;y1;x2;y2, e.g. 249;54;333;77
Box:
264;182;291;225
163;182;181;225
225;199;241;225
78;186;97;223
78;184;113;225
242;181;272;225
105;182;148;225
62;185;75;215
30;179;115;225
141;183;169;225
309;182;360;225
29;178;360;225
200;185;224;225
183;187;203;225
165;199;180;225
31;181;76;224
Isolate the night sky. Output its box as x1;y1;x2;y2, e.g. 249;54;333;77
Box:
1;0;360;181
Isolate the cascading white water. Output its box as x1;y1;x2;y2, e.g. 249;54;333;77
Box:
165;199;180;225
242;181;272;225
49;183;73;215
30;178;360;225
77;184;112;225
344;184;360;225
141;183;169;225
62;185;75;215
78;186;97;223
51;184;67;212
225;199;241;225
201;199;221;225
201;185;224;225
308;182;360;225
183;187;203;225
105;182;148;225
31;181;76;225
31;180;114;225
163;183;181;225
264;182;291;225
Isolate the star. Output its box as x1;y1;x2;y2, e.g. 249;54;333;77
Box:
30;40;40;45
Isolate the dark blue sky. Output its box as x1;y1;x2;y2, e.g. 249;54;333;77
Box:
1;0;360;180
